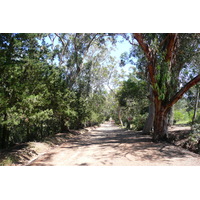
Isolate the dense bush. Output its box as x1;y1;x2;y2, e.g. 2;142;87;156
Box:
115;78;148;131
0;33;109;149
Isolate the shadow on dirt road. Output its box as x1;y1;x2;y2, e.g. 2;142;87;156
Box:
28;122;200;166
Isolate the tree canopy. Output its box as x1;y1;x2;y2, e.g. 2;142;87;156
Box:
0;33;199;149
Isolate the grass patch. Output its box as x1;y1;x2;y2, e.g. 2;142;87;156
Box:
175;120;191;125
0;155;18;166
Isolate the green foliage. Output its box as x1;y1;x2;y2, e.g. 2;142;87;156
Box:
127;114;147;131
0;155;18;166
116;78;148;130
2;33;198;149
0;33;111;149
174;110;188;122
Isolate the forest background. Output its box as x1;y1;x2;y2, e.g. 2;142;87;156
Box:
1;1;200;200
0;33;199;148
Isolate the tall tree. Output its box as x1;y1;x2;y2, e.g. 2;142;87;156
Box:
0;33;117;149
0;33;46;147
127;33;200;141
46;33;113;88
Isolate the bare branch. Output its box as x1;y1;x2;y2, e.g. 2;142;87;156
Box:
121;33;138;47
55;33;66;47
48;34;57;50
86;33;98;52
55;33;70;66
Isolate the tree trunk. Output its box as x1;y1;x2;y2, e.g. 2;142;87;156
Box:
118;107;123;127
192;86;199;124
133;33;200;142
143;103;155;134
152;75;200;141
152;101;169;142
1;124;9;149
143;87;155;134
1;113;9;149
168;106;174;126
26;122;32;141
61;117;68;132
40;122;43;139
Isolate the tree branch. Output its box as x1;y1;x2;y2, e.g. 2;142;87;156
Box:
55;33;68;65
55;33;66;46
134;33;158;97
86;33;98;52
48;34;56;50
166;74;200;110
165;33;178;62
121;33;138;47
134;33;153;61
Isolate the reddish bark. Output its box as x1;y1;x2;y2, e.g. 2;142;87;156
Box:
165;33;178;62
152;98;169;141
153;107;168;141
134;33;153;61
134;33;200;141
152;75;200;141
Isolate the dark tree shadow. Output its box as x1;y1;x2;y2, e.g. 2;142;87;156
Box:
28;124;200;166
27;152;57;166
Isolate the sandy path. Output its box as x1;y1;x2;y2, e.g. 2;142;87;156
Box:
28;122;200;166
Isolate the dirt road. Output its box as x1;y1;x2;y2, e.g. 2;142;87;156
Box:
28;122;200;166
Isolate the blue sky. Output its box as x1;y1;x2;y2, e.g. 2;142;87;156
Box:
44;34;134;77
110;38;133;76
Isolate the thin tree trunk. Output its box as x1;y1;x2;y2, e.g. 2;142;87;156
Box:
1;113;9;148
27;126;29;141
61;117;68;132
143;87;155;134
168;105;174;126
40;122;43;139
118;107;123;127
2;124;8;149
192;86;199;124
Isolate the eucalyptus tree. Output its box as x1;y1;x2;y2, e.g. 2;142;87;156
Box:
47;33;116;88
0;33;120;149
46;33;117;128
123;33;200;141
74;41;118;127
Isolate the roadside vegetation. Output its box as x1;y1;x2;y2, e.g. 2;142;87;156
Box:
0;33;199;165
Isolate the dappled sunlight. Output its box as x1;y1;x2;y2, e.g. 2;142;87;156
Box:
1;34;200;166
28;123;200;166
